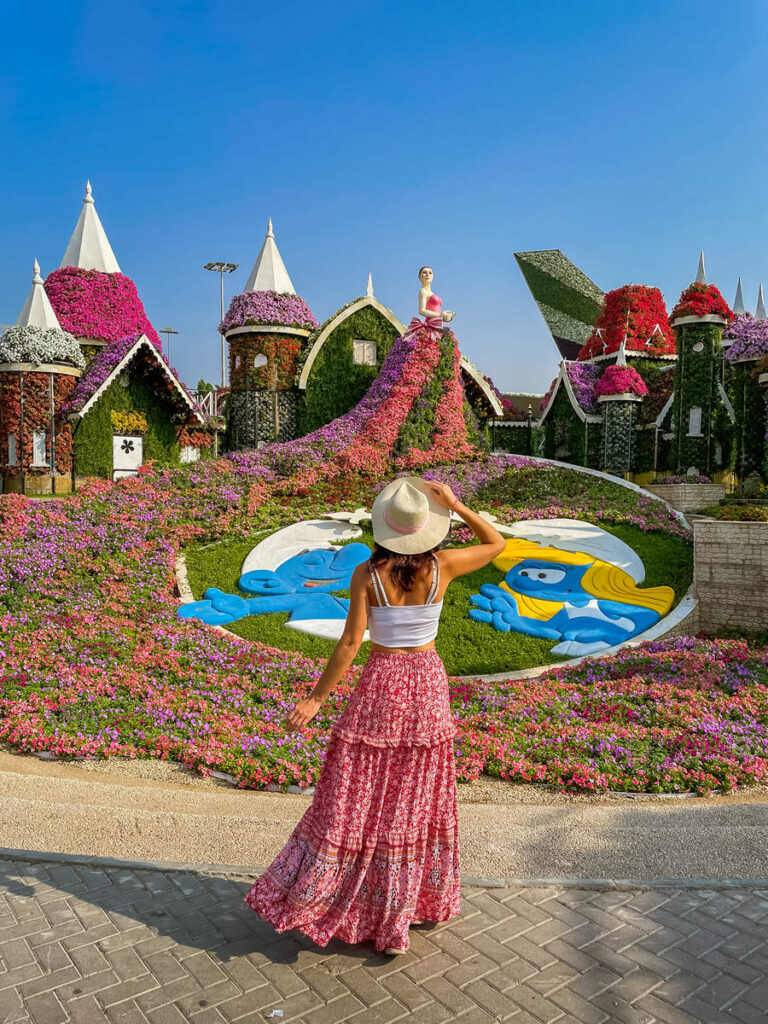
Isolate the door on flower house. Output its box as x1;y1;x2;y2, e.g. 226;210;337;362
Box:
113;434;143;479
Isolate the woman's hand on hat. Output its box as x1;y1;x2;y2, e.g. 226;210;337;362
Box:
285;696;322;732
425;480;458;510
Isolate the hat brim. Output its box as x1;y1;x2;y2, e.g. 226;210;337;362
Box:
371;476;452;554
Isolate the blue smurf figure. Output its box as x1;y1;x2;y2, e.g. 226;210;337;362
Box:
177;543;371;627
468;539;673;656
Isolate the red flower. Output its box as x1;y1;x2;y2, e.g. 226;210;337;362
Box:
579;285;675;361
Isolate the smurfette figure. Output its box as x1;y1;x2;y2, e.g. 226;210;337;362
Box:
469;539;674;657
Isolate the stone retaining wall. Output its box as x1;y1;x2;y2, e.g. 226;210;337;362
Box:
694;518;768;632
646;483;725;512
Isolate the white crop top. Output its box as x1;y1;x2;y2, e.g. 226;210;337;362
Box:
368;555;443;648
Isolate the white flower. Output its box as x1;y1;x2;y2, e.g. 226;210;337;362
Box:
0;326;86;368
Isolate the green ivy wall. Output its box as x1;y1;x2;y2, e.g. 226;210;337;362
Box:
298;306;400;434
73;371;183;478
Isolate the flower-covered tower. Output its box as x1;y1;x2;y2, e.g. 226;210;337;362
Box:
723;280;768;485
669;253;734;478
44;181;163;364
0;259;85;494
595;342;648;476
221;219;317;448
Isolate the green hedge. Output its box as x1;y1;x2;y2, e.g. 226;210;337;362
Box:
730;363;765;479
672;322;719;474
73;372;182;478
298;305;400;433
515;257;603;333
544;386;588;465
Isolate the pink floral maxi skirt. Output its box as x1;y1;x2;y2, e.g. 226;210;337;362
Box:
244;649;461;952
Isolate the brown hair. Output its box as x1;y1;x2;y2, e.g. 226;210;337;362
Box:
370;544;439;595
418;265;433;276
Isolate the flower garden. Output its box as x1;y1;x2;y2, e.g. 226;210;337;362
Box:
2;315;767;798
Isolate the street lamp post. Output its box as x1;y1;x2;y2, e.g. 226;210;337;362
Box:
203;262;238;388
160;326;178;366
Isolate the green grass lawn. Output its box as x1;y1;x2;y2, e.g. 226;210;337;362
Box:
183;520;692;677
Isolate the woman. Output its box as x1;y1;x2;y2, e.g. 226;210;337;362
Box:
245;476;505;954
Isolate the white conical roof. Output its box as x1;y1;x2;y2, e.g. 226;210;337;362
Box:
366;272;374;298
756;284;767;320
695;251;706;284
616;337;627;366
244;219;295;294
60;180;121;273
733;277;746;315
17;259;62;329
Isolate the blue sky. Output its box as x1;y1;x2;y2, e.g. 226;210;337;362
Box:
2;0;767;393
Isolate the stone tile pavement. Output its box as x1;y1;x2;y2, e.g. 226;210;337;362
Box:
1;855;768;1024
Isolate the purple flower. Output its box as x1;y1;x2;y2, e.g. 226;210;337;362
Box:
220;291;317;333
724;313;768;362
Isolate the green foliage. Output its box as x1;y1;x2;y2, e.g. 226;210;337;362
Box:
672;322;719;474
298;305;400;434
196;379;214;394
515;252;603;346
729;363;765;479
73;371;181;477
544;386;588;464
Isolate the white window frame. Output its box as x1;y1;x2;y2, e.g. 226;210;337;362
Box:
32;431;47;467
687;407;703;437
353;339;377;366
7;434;17;466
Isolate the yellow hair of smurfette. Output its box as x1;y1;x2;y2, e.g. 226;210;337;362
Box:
492;539;674;622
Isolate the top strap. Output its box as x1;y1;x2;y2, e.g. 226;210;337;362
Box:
369;562;390;607
426;553;441;604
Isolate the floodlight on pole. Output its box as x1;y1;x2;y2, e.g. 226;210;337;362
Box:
203;261;239;387
160;326;178;366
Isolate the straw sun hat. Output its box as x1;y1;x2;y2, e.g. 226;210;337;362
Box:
371;477;452;554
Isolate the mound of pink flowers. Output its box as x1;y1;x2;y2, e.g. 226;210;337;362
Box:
594;363;648;398
45;268;163;348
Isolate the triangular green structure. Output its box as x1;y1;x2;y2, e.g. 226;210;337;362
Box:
515;249;604;360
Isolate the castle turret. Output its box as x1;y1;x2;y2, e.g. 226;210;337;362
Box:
594;340;648;476
0;260;85;494
44;181;162;359
221;220;317;448
669;254;734;478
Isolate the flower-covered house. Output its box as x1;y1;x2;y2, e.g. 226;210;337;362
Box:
506;251;768;487
0;182;215;494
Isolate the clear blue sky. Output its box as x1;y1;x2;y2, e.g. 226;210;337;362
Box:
2;0;767;393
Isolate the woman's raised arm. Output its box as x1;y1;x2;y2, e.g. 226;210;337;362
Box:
424;481;506;579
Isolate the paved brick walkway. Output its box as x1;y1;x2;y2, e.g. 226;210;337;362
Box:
1;858;768;1024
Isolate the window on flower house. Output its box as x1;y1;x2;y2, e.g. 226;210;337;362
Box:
254;353;268;368
32;431;47;467
234;355;241;369
687;407;703;437
7;434;17;466
353;339;377;366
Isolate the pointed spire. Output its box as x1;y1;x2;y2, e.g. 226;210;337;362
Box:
695;251;706;284
616;338;627;367
244;218;295;294
733;277;746;315
756;284;766;320
60;180;121;273
17;258;62;329
366;272;374;298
